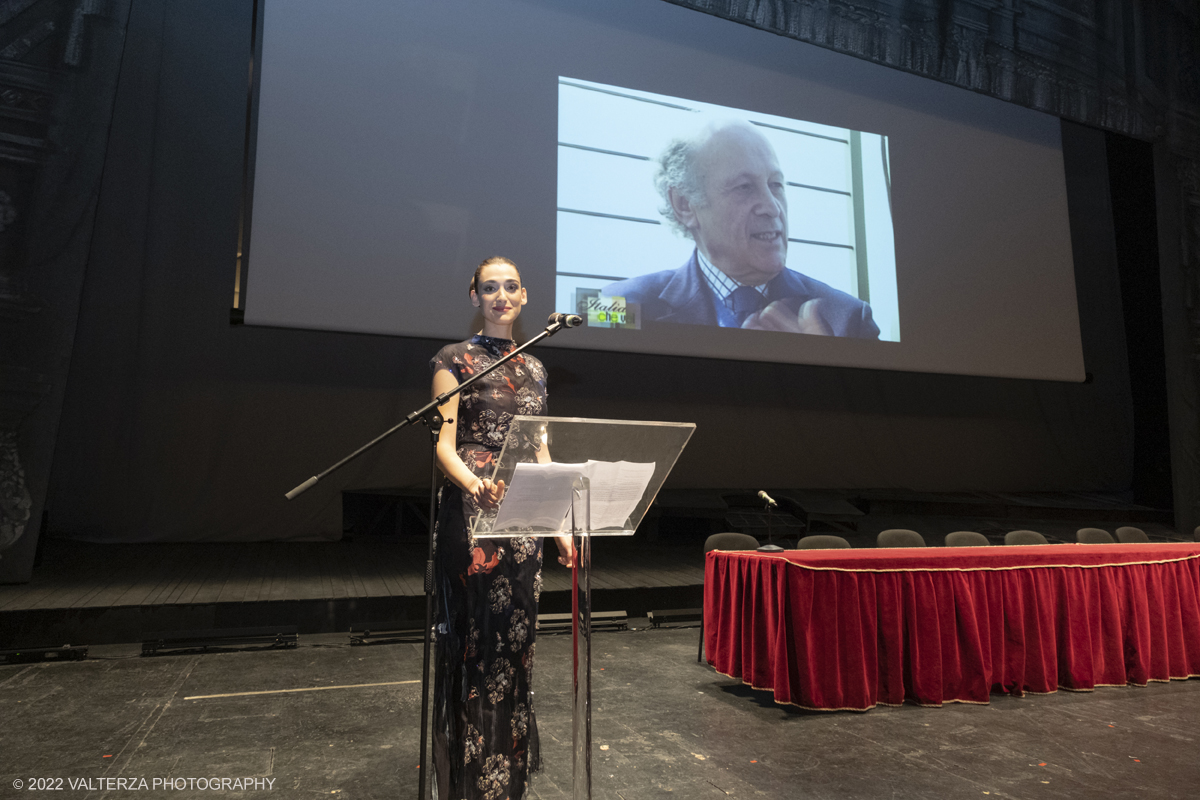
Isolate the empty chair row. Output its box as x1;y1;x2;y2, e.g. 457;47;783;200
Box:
793;533;1082;549
705;526;1161;554
844;525;1152;548
877;528;1014;547
1073;526;1151;544
877;528;1044;547
946;527;1153;546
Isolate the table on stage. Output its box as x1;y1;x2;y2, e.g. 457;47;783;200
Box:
703;543;1200;711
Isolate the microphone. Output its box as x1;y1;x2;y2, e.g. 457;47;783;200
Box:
758;490;778;507
547;312;583;328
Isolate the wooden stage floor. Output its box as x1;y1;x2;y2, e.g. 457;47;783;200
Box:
5;626;1199;799
0;537;703;612
0;537;706;647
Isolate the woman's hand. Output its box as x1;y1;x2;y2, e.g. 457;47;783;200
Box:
470;477;506;509
482;478;505;508
555;535;577;568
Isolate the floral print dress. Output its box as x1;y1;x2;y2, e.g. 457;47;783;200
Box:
430;334;548;800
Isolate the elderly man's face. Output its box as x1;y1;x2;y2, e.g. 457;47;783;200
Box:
686;126;788;286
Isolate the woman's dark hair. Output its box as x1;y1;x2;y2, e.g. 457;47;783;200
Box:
470;256;520;296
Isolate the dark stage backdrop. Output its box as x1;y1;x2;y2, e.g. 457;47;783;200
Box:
46;1;1133;543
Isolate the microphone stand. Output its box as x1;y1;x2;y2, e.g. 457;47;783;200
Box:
284;316;573;800
766;500;773;546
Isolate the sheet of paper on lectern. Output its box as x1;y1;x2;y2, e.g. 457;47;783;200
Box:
580;460;656;528
489;460;656;532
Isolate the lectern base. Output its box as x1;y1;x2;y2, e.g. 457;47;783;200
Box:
571;532;593;800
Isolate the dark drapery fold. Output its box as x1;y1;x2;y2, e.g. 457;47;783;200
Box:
705;544;1200;711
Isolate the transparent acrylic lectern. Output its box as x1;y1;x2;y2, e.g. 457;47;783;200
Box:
470;416;695;799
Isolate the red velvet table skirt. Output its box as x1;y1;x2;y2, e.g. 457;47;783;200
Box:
704;543;1200;711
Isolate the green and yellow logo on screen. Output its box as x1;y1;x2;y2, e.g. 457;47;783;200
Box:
574;289;640;330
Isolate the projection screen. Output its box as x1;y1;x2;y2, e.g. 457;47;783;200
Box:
243;0;1085;381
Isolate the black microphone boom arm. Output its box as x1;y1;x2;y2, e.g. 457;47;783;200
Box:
284;314;572;500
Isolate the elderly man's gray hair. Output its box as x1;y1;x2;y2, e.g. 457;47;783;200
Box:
654;133;708;240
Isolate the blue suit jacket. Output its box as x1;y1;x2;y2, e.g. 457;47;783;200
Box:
603;251;881;339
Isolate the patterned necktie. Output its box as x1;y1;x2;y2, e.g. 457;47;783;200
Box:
730;285;764;325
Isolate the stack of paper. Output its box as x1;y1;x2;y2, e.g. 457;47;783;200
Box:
487;460;656;533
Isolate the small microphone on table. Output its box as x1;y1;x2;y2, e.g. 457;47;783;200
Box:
758;490;778;507
547;312;583;328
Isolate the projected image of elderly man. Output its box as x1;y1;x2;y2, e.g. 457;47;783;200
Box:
604;120;880;337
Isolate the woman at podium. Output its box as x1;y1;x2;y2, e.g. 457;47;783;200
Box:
429;256;576;800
